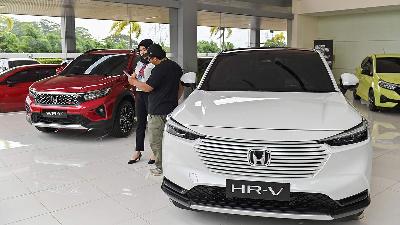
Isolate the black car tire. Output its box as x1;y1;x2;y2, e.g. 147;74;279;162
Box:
368;89;379;112
35;126;57;133
110;100;135;138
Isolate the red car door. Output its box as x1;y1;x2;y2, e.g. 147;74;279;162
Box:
0;67;39;112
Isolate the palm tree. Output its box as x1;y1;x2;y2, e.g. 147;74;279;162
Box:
0;15;14;34
210;26;232;49
110;21;141;49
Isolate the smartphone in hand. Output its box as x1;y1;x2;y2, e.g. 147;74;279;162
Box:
123;70;132;78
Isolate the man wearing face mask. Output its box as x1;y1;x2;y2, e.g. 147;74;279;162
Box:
127;39;156;164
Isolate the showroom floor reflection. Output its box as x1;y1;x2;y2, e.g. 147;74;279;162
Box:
0;101;399;225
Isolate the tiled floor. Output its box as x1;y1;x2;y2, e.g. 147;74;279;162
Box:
0;98;400;225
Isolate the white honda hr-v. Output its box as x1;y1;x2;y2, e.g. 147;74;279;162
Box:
161;48;372;220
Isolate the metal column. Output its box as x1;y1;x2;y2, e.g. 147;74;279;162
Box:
169;0;197;73
250;16;261;48
61;0;76;56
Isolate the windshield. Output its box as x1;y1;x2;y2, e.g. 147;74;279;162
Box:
376;57;400;73
200;50;336;92
60;53;129;76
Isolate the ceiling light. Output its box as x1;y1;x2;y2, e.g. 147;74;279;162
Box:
145;16;158;20
0;5;6;9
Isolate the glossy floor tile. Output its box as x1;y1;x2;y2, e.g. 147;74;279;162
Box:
0;97;399;225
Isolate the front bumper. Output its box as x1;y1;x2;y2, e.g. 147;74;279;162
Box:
376;86;400;108
162;178;370;220
162;132;373;220
25;95;114;130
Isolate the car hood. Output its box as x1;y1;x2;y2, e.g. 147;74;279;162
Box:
376;73;400;84
172;90;362;132
31;74;120;92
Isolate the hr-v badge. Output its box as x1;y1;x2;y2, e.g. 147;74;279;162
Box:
247;148;271;166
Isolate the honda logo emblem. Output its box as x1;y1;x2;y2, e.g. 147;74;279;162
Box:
247;148;271;167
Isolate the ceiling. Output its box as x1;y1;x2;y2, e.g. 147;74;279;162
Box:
0;0;288;30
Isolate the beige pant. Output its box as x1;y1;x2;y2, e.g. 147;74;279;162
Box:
148;114;167;170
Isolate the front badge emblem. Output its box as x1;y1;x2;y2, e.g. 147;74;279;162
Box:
248;148;271;167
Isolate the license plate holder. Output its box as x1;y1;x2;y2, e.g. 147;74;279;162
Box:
42;110;67;118
226;179;290;201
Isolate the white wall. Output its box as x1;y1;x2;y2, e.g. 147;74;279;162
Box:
294;0;400;15
317;10;400;78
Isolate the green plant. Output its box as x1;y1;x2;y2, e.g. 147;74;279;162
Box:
36;58;63;64
110;21;141;49
0;15;14;34
264;32;287;47
210;27;232;49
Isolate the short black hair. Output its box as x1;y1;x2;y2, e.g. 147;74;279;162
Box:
138;39;153;49
147;44;166;60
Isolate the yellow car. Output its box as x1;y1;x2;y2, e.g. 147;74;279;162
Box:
353;54;400;111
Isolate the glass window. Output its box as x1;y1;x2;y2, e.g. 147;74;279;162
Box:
37;68;57;80
376;57;400;73
7;69;38;83
61;54;129;76
8;60;39;68
201;50;336;93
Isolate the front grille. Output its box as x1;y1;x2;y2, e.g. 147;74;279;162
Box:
185;185;368;216
31;113;89;125
194;136;329;179
34;93;80;106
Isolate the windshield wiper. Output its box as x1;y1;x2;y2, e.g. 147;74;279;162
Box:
241;79;258;91
274;59;308;91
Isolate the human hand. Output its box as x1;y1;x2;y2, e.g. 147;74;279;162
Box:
128;76;138;86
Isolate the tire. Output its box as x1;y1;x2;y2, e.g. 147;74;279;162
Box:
109;100;135;138
171;200;192;211
35;126;57;133
353;90;361;100
368;89;378;112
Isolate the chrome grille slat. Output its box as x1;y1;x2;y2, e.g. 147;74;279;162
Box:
197;149;326;161
34;93;80;106
202;159;320;170
198;142;324;152
209;170;314;178
195;136;329;179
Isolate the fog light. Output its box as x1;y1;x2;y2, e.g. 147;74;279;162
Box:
380;95;391;103
95;105;106;117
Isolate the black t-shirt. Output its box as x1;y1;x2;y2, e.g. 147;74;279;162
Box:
146;59;183;115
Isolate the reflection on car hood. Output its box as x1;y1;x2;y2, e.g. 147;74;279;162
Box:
377;73;400;84
31;74;120;92
172;90;362;132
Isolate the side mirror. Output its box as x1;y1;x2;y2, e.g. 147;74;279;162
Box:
361;68;372;76
339;73;359;94
181;72;196;88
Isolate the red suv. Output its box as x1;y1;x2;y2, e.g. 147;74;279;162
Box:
26;49;137;137
0;64;61;113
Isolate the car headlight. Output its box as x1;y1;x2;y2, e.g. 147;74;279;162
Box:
378;80;397;90
318;119;369;146
82;88;111;101
29;88;37;97
165;117;204;140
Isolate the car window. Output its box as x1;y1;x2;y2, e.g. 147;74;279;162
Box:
361;57;372;75
201;50;336;92
9;60;39;68
7;69;38;83
37;68;57;80
60;54;129;76
376;57;400;73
